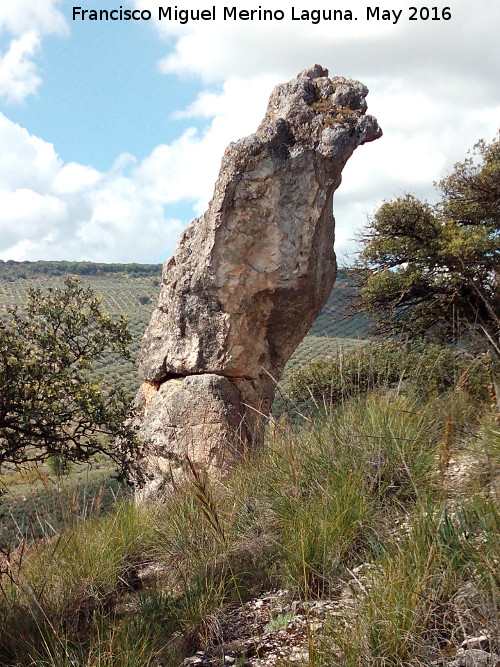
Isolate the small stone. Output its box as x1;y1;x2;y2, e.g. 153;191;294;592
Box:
308;621;323;632
289;650;309;662
340;585;353;599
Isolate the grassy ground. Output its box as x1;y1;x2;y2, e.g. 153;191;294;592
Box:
0;460;127;549
0;357;497;666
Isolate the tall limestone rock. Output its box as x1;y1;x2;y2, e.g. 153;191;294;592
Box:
132;65;382;496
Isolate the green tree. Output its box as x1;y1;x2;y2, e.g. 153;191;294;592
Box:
354;134;500;359
0;277;136;469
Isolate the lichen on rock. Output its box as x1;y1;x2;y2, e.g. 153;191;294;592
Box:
130;65;382;497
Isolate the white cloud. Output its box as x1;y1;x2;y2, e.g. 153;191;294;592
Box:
0;32;41;104
53;163;101;195
199;76;498;260
138;75;279;214
0;189;66;240
0;0;67;103
1;66;498;263
0;0;66;36
0;113;62;189
0;113;184;262
135;70;499;261
136;0;500;100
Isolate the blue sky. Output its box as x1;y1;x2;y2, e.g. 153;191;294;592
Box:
0;0;499;263
6;9;200;169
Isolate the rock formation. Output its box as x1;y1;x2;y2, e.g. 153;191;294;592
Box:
131;65;382;496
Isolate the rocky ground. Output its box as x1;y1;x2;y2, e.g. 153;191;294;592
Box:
178;583;499;667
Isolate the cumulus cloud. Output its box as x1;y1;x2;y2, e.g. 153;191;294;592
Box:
0;73;282;262
0;0;67;36
0;73;277;261
0;0;67;103
0;113;184;262
137;50;500;260
1;70;498;262
143;75;280;213
0;32;42;103
136;0;500;100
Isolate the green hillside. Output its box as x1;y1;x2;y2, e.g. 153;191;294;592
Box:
309;271;371;339
0;261;370;396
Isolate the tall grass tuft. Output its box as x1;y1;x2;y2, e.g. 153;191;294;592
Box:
0;501;158;665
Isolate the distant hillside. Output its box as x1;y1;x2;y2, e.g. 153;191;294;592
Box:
0;261;370;395
0;259;161;280
310;269;371;339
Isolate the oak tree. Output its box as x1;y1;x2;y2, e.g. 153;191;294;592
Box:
354;135;500;359
0;277;136;469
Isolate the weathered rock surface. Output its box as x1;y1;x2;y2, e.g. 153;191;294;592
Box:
132;65;381;494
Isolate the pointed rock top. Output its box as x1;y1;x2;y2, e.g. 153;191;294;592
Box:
255;65;382;156
298;64;330;79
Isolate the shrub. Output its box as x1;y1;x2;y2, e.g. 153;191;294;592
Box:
286;341;489;408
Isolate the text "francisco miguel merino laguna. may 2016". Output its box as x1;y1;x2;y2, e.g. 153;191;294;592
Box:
72;5;452;25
